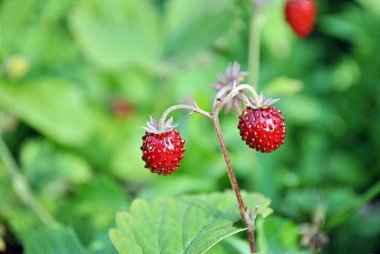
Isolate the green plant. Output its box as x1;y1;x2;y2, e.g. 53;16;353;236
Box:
1;0;380;253
129;62;283;252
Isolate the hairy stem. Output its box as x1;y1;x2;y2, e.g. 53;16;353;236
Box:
211;114;256;253
0;135;55;226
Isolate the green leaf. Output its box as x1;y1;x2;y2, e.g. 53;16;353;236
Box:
0;0;35;55
22;225;86;254
320;5;362;42
70;0;161;69
261;0;294;59
0;78;95;146
207;236;251;254
0;0;79;68
20;139;92;196
163;0;238;58
64;177;129;250
137;176;217;200
110;191;272;254
328;151;368;188
264;76;303;97
0;164;14;212
281;188;361;230
324;188;360;229
70;177;130;232
280;95;346;136
357;0;380;17
20;22;80;68
257;215;309;254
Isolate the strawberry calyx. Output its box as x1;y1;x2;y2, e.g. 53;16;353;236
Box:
249;92;280;109
142;116;177;134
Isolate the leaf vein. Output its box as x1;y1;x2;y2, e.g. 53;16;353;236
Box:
157;202;167;253
182;195;226;253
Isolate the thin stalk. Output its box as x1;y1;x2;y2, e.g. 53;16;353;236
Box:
211;114;256;253
360;179;380;206
0;135;55;226
213;84;260;113
326;179;380;230
248;8;263;89
241;93;254;108
213;83;234;105
158;103;211;130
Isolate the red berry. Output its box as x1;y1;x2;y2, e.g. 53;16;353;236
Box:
285;0;316;38
141;130;185;175
238;106;285;153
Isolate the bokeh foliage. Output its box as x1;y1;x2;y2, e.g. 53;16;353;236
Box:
0;0;379;253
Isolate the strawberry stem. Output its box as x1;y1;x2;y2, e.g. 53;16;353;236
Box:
213;84;260;113
211;113;257;253
212;84;259;252
213;80;237;106
241;93;254;108
158;103;211;131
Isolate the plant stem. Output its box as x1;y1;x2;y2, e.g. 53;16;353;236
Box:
360;179;380;206
158;103;211;130
211;114;256;253
0;134;55;226
248;8;263;89
332;179;380;229
213;84;260;113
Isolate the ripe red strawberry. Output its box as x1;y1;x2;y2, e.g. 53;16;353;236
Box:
141;117;185;175
285;0;316;38
238;95;285;153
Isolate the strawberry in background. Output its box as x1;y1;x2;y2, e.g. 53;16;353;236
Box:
285;0;317;37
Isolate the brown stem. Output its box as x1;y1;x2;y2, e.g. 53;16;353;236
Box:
211;114;256;253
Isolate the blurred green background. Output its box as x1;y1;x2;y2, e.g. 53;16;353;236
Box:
0;0;379;253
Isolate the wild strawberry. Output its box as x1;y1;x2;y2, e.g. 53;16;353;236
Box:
238;95;285;153
141;117;185;175
285;0;316;38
